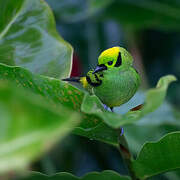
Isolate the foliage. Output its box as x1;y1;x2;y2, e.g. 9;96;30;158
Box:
81;75;176;128
21;170;131;180
104;0;180;30
133;132;180;179
0;0;72;78
0;81;81;173
0;63;118;146
46;0;180;30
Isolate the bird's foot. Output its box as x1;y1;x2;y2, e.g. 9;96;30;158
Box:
103;105;115;113
110;107;114;112
120;127;124;136
103;104;109;111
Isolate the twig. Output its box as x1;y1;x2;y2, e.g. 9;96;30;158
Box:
117;129;140;180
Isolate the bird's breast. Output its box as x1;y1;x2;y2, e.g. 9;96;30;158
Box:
93;69;140;107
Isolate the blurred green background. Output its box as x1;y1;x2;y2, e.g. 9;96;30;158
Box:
27;0;180;179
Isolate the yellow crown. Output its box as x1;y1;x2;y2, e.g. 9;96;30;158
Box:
99;47;120;59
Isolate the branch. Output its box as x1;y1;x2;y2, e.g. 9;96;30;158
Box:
117;129;140;180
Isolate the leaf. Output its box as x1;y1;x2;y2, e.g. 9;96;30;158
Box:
141;75;177;115
73;122;118;146
46;0;112;23
125;102;180;153
47;0;180;30
132;132;180;179
104;0;180;30
115;91;180;154
81;75;177;128
0;81;81;173
0;0;73;78
0;63;119;146
1;64;176;147
20;170;131;180
0;63;83;109
0;64;176;146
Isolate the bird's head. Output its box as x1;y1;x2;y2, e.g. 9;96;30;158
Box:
93;46;133;73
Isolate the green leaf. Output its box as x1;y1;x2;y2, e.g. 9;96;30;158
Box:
0;63;119;146
21;170;131;180
81;75;177;128
0;0;73;78
104;0;180;30
1;63;175;148
46;0;112;23
132;132;180;179
0;81;81;173
0;63;83;109
115;92;180;154
141;75;177;115
0;64;176;146
125;102;180;153
48;0;180;30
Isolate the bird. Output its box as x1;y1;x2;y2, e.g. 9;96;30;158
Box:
62;46;141;112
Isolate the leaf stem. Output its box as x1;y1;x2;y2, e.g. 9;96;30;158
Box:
117;129;140;180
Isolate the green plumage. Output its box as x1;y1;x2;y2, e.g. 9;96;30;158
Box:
91;66;140;107
63;46;141;109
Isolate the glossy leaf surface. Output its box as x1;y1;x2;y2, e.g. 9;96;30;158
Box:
0;0;73;78
133;132;180;179
0;63;118;146
46;0;180;30
0;81;81;173
0;63;177;147
46;0;112;23
21;170;131;180
81;75;177;128
104;0;180;30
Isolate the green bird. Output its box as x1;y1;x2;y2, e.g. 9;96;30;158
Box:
63;46;141;112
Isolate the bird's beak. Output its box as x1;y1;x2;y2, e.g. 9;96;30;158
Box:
93;65;107;74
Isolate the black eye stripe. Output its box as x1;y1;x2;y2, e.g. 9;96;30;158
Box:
115;52;122;67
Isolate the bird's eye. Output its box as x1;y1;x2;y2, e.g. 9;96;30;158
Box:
108;61;113;65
